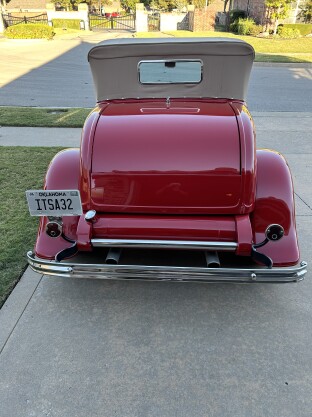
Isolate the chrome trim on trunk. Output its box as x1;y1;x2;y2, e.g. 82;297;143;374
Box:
27;252;307;283
91;239;238;251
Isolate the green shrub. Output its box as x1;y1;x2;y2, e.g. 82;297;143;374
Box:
237;18;259;35
52;19;81;30
4;23;54;39
229;9;247;24
229;21;239;33
249;24;263;36
277;26;301;38
229;10;248;33
231;17;263;36
278;23;312;36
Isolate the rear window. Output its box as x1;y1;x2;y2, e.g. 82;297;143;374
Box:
138;60;202;84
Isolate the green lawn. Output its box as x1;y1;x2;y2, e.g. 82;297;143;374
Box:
255;53;312;63
136;31;312;63
0;147;63;306
0;107;91;128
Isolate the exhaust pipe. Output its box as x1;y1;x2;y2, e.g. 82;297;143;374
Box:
105;248;122;265
205;251;220;268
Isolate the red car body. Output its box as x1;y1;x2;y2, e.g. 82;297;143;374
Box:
27;38;307;283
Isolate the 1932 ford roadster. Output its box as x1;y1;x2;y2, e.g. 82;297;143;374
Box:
26;38;307;283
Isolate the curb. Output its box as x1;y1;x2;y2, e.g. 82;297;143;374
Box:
0;268;43;354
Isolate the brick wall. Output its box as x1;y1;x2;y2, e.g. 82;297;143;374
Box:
232;0;270;26
189;5;218;31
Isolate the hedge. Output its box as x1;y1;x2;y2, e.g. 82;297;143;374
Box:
277;26;301;38
278;23;312;36
237;18;256;35
52;19;81;30
233;17;263;36
249;24;263;37
4;23;54;39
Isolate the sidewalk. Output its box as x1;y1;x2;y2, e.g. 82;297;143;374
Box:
0;126;81;147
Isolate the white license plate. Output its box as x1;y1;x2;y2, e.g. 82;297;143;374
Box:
26;190;82;216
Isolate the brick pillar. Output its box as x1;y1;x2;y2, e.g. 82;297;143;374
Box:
192;6;217;31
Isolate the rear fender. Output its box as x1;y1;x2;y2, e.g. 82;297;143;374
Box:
35;149;81;259
251;150;299;266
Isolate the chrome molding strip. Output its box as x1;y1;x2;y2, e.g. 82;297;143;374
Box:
91;239;238;251
27;252;307;283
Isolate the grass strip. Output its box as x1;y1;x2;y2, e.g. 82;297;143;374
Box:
136;31;312;63
255;53;312;63
0;147;64;306
0;107;92;128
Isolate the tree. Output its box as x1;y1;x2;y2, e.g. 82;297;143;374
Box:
172;0;188;11
144;0;176;11
51;0;90;11
223;0;229;12
265;0;291;34
1;0;11;8
121;0;140;12
299;0;312;22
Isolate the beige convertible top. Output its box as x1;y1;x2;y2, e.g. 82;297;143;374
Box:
88;37;255;102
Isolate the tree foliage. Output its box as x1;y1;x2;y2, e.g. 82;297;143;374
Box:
121;0;140;12
192;0;210;8
173;0;188;11
265;0;291;34
144;0;212;11
1;0;11;7
120;0;216;12
299;0;312;23
148;0;174;11
51;0;90;11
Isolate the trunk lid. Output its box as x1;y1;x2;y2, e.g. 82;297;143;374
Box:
91;100;242;215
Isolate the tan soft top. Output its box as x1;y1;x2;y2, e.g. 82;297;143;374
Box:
88;37;255;102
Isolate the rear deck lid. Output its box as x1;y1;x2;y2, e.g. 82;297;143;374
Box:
91;100;242;215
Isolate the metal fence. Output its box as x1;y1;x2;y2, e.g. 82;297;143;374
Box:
89;13;135;31
2;13;48;27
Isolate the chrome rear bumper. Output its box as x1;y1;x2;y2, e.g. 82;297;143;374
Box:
27;251;307;283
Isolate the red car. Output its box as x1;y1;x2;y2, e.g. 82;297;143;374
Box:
26;38;307;283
